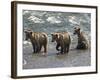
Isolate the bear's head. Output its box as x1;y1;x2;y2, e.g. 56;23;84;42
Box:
73;27;80;35
24;30;32;40
51;33;60;42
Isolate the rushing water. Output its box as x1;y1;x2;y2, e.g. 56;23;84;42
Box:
23;10;91;69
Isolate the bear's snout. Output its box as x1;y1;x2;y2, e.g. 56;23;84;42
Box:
25;37;28;40
25;38;28;40
51;40;54;42
73;32;76;35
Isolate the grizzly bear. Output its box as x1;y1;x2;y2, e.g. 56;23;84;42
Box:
25;30;39;53
25;30;48;55
51;32;71;54
73;27;88;49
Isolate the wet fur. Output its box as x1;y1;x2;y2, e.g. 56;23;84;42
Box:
25;30;48;54
51;32;71;54
73;27;88;49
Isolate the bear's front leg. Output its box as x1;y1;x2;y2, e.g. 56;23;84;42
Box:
38;45;42;53
32;43;37;53
35;42;41;53
76;45;80;49
32;44;36;53
56;43;60;51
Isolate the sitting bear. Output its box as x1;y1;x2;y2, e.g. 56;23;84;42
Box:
73;27;88;49
51;32;71;54
25;30;48;55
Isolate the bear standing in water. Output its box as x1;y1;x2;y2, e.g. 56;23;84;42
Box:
25;30;48;56
51;32;71;55
73;27;88;49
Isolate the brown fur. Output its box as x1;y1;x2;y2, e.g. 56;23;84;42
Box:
51;32;71;54
73;27;88;49
25;30;48;55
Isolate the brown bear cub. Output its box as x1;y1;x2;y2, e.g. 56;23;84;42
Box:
25;30;48;55
51;32;71;55
73;27;88;49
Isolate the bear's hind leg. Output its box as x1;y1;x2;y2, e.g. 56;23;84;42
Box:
42;44;48;56
67;44;70;53
60;46;64;54
63;45;67;54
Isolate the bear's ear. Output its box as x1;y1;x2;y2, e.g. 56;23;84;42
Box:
74;27;80;30
74;27;77;29
30;31;32;35
78;28;80;31
51;33;54;36
55;34;59;39
24;30;27;33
